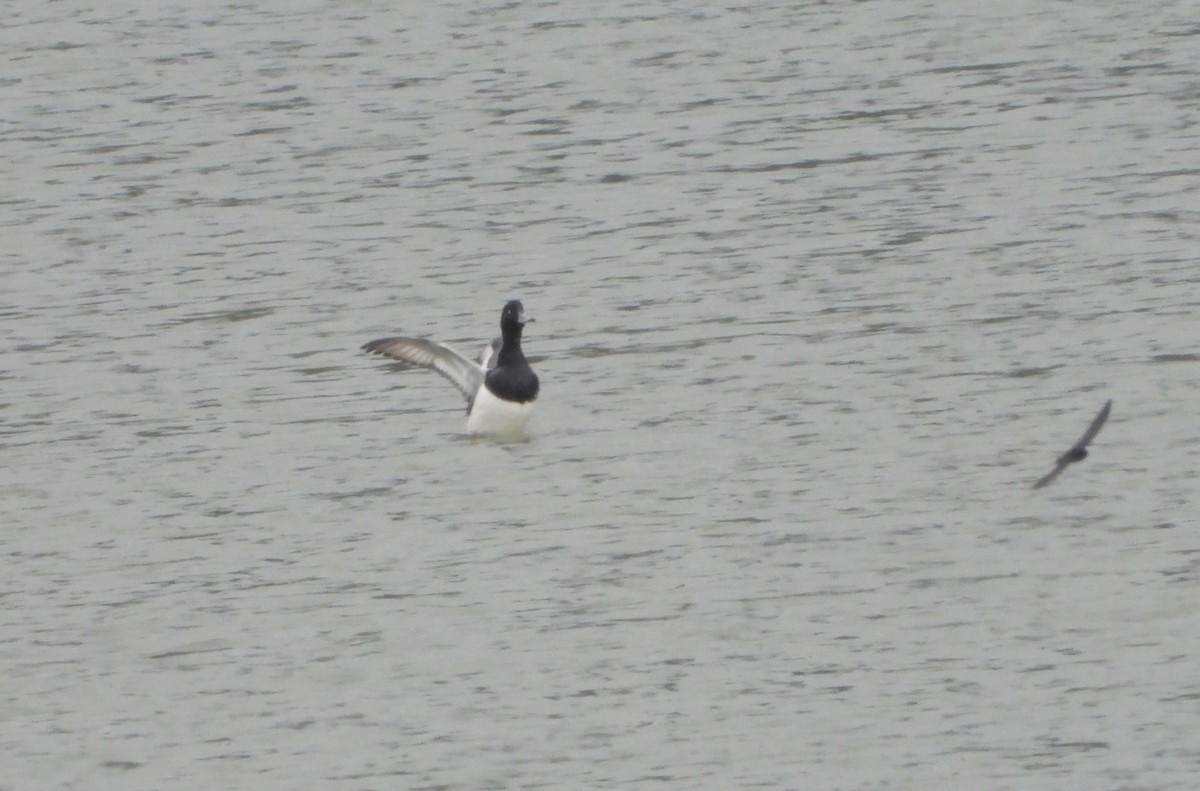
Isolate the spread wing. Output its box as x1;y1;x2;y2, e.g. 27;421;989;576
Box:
1032;461;1069;490
362;337;486;405
1071;399;1112;453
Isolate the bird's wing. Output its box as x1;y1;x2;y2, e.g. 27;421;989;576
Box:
1072;399;1112;451
1032;461;1068;489
477;337;502;370
362;337;486;404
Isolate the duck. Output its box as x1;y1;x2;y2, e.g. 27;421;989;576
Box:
362;300;539;437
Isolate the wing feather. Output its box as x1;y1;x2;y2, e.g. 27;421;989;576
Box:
1073;399;1112;451
477;337;502;369
1032;462;1067;489
362;337;485;405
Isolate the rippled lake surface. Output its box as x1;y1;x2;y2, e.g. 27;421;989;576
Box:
4;1;1199;788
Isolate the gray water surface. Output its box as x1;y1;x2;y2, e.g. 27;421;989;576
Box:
3;1;1199;789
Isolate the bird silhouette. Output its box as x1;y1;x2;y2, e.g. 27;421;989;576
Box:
1032;399;1112;489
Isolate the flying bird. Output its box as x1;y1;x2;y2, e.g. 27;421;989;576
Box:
362;300;539;437
1031;399;1112;489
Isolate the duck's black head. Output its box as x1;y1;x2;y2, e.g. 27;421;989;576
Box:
501;300;531;332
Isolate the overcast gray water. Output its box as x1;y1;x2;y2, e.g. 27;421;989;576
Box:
3;1;1199;788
